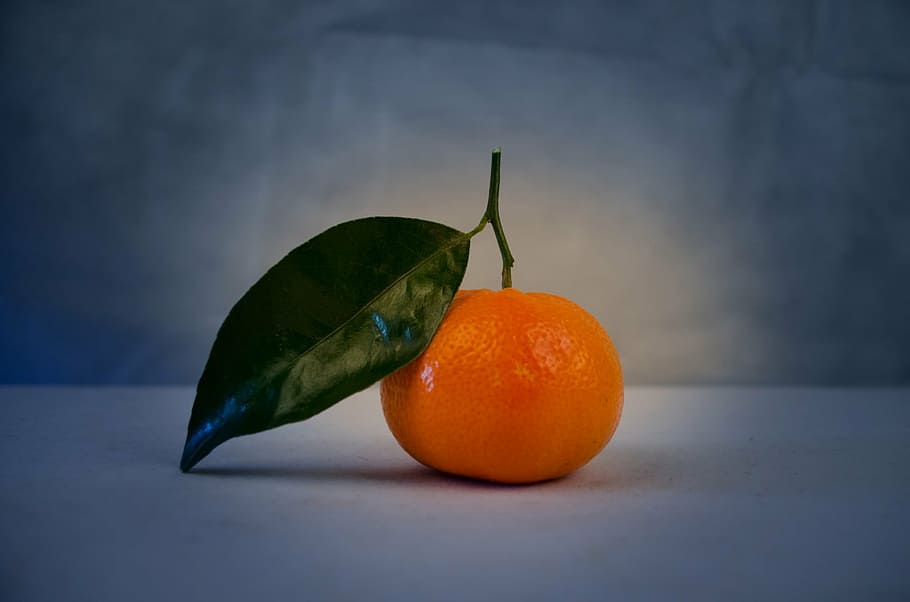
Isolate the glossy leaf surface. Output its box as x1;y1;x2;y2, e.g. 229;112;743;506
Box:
180;217;470;471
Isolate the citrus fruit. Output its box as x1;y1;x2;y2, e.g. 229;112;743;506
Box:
380;287;623;484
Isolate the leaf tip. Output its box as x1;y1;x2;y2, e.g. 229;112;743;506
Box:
179;420;221;473
179;439;200;473
179;448;195;473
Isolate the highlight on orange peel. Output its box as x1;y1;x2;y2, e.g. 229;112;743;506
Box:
381;287;624;484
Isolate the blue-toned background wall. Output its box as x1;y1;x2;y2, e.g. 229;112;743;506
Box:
2;1;909;385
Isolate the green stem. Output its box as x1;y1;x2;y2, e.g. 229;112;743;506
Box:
486;148;514;288
467;147;515;288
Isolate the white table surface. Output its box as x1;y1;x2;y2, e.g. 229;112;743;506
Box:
1;386;908;601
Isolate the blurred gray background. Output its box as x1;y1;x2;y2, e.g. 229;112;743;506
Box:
1;0;908;385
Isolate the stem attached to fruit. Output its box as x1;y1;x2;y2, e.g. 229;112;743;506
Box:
467;147;515;289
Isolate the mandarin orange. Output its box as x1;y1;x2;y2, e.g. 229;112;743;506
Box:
380;288;623;484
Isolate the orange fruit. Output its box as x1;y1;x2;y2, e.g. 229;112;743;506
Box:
380;288;623;484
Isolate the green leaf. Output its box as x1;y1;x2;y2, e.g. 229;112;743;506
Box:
180;217;470;472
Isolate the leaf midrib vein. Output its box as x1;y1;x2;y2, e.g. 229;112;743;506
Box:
278;230;469;379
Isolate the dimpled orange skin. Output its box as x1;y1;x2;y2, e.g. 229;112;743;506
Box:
380;288;623;484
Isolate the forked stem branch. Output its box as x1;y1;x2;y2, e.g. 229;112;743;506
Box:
468;147;515;289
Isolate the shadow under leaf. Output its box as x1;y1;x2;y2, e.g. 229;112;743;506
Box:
165;441;685;491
